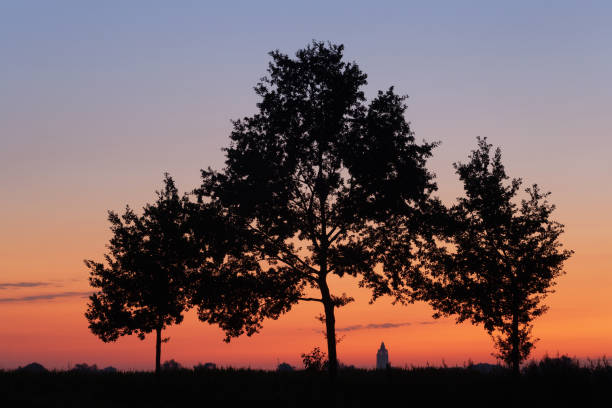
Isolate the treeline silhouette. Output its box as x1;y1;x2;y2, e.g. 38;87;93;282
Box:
84;41;572;379
4;356;611;407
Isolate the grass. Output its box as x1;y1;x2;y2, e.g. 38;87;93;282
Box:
2;357;611;407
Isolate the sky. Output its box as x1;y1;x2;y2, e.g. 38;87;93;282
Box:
1;1;611;370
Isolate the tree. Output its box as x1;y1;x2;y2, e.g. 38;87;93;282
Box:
301;347;327;371
196;41;438;378
85;174;193;376
421;138;573;376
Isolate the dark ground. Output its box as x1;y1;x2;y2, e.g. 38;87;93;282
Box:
2;358;611;407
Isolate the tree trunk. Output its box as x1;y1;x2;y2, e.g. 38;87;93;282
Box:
155;326;162;377
319;277;338;380
511;312;520;377
315;165;337;379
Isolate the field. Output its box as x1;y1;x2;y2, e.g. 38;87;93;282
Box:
2;357;611;407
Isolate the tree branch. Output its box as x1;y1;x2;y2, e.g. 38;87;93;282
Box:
328;226;345;244
298;297;323;303
246;223;320;276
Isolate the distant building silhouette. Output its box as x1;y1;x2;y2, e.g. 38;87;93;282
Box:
72;363;98;372
17;362;47;373
161;359;183;371
376;342;389;369
277;362;294;372
194;362;217;371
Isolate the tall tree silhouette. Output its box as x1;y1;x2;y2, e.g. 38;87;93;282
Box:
421;138;572;376
197;41;437;378
85;174;192;376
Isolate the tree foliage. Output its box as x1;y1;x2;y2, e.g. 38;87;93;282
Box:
421;138;573;375
301;347;327;371
187;201;299;341
196;41;438;378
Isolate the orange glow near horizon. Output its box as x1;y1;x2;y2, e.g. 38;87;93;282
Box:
1;143;609;371
1;224;610;371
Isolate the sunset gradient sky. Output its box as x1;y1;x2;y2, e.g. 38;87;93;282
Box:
1;1;611;370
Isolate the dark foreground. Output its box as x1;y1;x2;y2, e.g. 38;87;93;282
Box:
2;359;611;407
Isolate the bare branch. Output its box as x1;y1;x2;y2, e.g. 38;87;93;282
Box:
298;297;323;303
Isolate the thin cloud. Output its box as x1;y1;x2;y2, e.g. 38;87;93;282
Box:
336;321;437;332
0;291;91;303
0;282;51;290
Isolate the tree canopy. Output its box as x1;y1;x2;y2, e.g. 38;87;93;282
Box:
187;200;298;341
196;41;438;378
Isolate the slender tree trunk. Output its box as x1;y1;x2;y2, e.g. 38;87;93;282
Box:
319;276;338;380
511;311;520;377
314;161;338;379
155;326;162;377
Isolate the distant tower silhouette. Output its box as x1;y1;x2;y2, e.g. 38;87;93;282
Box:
376;342;389;369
